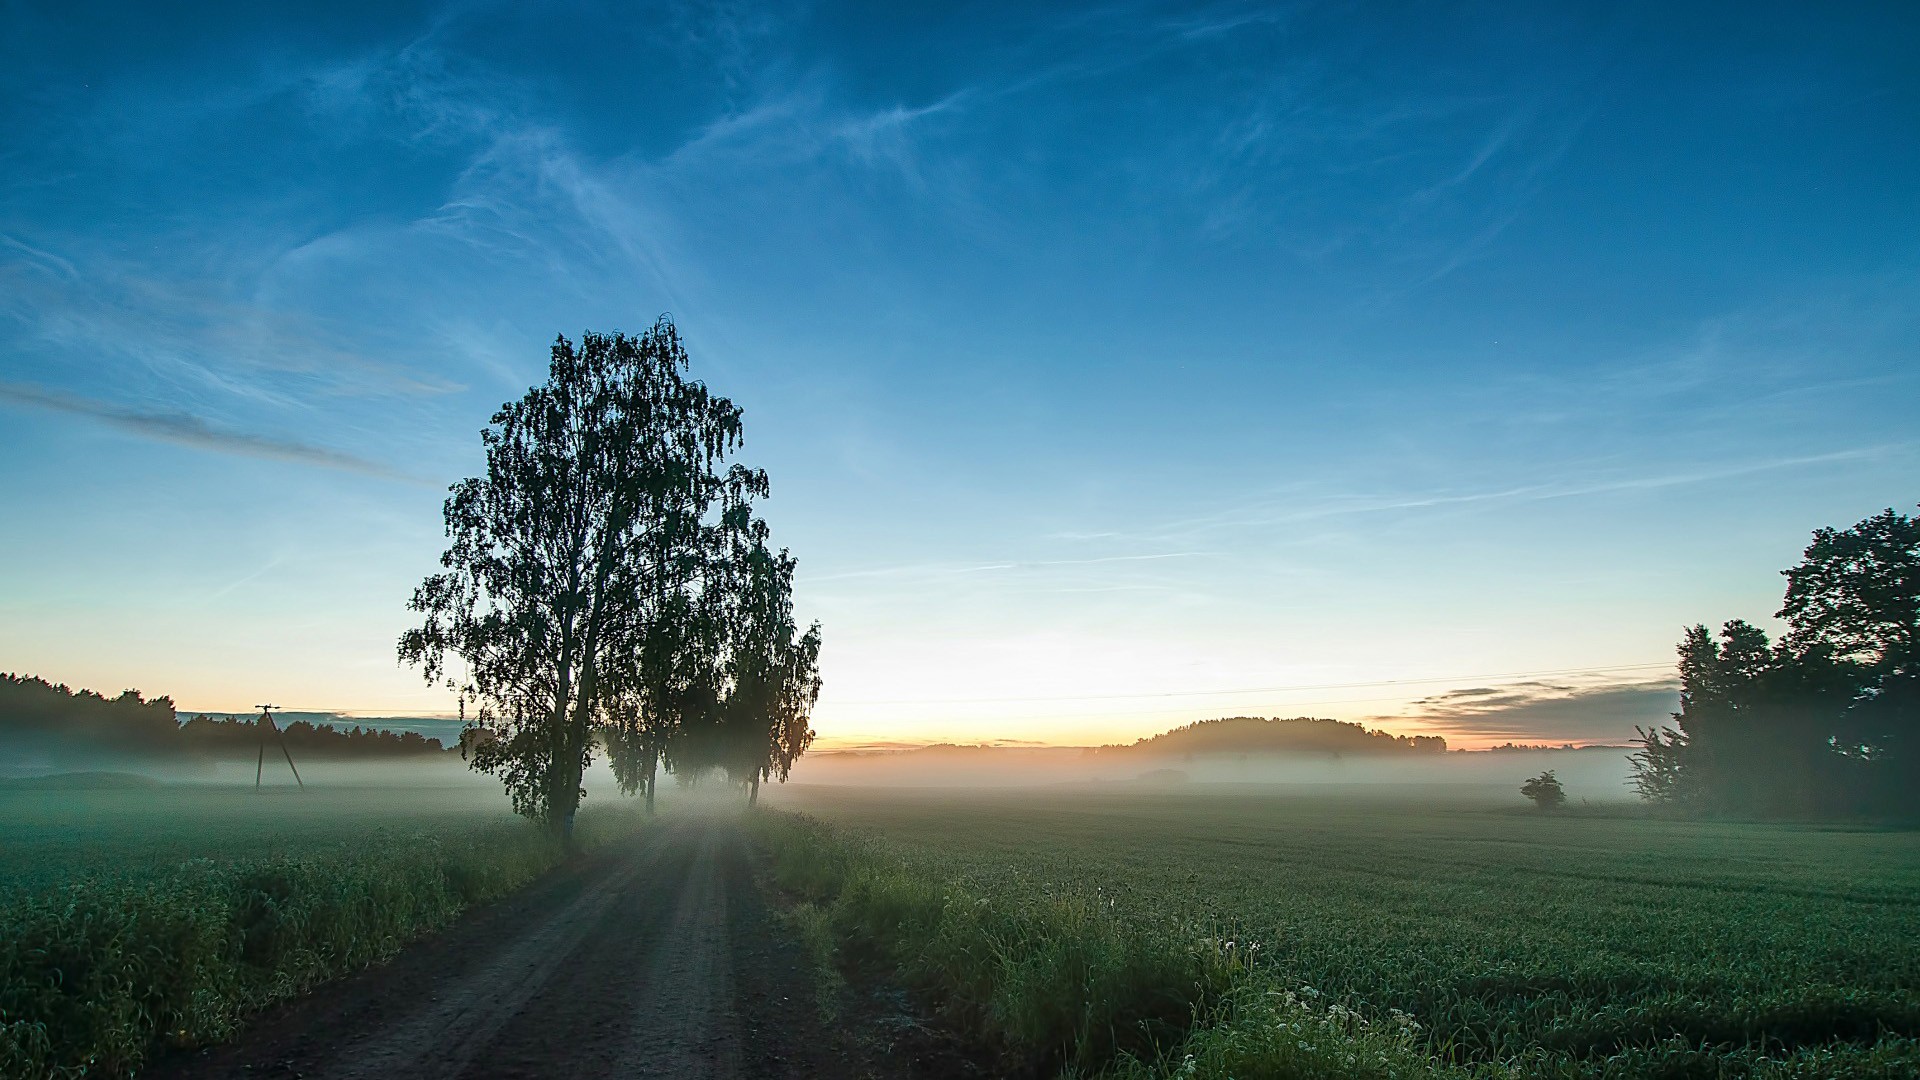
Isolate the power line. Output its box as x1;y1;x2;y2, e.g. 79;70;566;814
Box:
828;661;1674;707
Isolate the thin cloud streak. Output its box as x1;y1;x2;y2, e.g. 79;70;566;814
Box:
0;381;415;481
1085;446;1909;549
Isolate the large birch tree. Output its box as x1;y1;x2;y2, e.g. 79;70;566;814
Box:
399;318;760;843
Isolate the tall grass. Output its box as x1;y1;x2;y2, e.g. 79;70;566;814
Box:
755;811;1251;1074
753;808;1920;1079
0;806;641;1080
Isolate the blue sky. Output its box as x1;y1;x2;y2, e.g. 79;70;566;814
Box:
1;1;1915;748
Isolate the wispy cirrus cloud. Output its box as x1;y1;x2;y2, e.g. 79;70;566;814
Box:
0;380;414;480
1059;444;1909;552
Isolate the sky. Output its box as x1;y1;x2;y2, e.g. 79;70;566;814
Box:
1;1;1915;750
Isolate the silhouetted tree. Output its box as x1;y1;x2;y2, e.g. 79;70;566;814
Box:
1780;508;1920;669
604;583;725;813
632;514;821;807
715;529;821;806
1629;505;1919;818
1627;724;1688;803
400;319;764;843
1780;506;1920;808
0;676;178;766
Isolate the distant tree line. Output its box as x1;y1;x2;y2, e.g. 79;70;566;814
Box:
0;674;453;765
1098;716;1447;758
401;319;820;843
177;713;451;758
1630;506;1919;818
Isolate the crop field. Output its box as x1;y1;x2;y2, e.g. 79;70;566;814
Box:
0;775;642;1079
0;775;512;890
760;784;1920;1078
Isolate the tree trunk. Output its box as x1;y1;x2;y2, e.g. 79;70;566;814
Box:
749;772;760;808
557;748;583;850
643;755;657;815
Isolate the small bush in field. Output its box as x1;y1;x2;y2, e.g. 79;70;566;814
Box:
1520;770;1566;810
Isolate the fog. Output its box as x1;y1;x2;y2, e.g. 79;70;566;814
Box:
4;736;1636;813
783;745;1637;804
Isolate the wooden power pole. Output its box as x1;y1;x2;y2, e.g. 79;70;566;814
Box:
254;704;304;790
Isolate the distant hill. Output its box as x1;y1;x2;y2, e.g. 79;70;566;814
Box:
0;770;160;790
1098;716;1446;757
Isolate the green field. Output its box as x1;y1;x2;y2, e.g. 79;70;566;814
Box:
0;774;513;890
0;774;639;1080
761;783;1920;1078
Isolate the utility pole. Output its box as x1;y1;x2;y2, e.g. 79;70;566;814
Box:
254;704;304;790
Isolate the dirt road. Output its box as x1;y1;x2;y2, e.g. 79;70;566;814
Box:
155;815;948;1080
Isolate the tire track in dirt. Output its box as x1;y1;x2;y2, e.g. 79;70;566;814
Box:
620;823;742;1076
317;819;694;1080
151;813;934;1080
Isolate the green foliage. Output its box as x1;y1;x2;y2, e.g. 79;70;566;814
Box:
1780;507;1920;670
401;319;822;831
1634;505;1920;818
0;676;178;761
0;786;643;1079
755;812;1240;1074
756;789;1920;1078
1520;770;1566;810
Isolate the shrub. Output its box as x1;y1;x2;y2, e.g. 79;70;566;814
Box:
1520;771;1566;811
754;812;1241;1074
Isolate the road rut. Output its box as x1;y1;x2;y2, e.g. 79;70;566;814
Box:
154;814;919;1080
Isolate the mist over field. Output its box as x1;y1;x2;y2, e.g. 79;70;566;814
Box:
788;744;1635;800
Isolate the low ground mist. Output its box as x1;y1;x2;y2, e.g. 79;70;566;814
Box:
783;744;1635;804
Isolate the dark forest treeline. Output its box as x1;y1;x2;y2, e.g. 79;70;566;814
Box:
0;674;452;766
1631;506;1920;818
1100;715;1448;757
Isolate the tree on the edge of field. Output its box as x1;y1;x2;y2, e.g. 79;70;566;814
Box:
1627;505;1920;818
715;523;821;806
1520;770;1566;811
1626;724;1688;803
1780;506;1920;790
603;577;726;813
1780;508;1920;673
641;513;821;807
399;319;765;843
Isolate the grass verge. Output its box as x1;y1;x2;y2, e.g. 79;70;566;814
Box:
0;805;643;1079
752;810;1253;1075
751;809;1920;1079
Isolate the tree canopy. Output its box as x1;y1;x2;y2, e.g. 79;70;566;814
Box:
400;319;820;837
1630;505;1920;817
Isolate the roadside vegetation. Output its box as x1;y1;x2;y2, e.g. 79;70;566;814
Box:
3;320;823;1077
0;783;644;1080
757;789;1920;1078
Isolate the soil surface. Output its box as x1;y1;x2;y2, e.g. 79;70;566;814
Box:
151;814;977;1080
